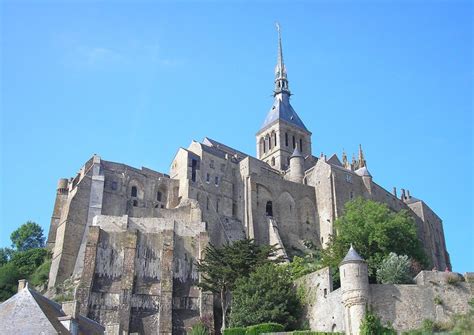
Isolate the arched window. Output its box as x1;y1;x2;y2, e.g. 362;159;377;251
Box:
157;191;162;202
263;138;267;153
299;138;303;151
131;186;137;197
292;135;296;149
260;138;265;156
285;133;289;147
273;132;277;147
265;201;273;216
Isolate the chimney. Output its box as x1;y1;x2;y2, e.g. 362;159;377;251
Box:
392;187;397;197
401;188;406;200
62;300;80;319
407;190;411;199
18;279;27;292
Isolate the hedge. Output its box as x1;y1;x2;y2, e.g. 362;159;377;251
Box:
223;327;246;335
246;323;285;335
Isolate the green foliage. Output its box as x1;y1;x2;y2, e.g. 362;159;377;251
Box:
450;298;474;334
230;264;301;329
360;310;396;335
286;255;321;280
29;257;52;287
376;252;412;284
188;322;209;335
321;198;428;281
245;323;284;335
0;262;21;301
446;273;463;286
11;248;49;278
223;327;246;335
10;221;45;251
292;332;344;335
196;238;282;330
433;295;443;305
0;248;14;266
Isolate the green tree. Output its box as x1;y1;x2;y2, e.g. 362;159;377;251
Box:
10;221;45;251
229;263;301;329
360;310;396;335
196;239;281;331
11;248;49;278
321;198;428;282
0;247;14;266
0;262;21;301
376;252;412;284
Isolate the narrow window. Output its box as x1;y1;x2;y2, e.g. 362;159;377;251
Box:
131;186;137;197
232;203;237;216
268;136;272;150
191;159;197;182
271;157;275;166
206;197;209;210
263;139;267;153
292;135;296;149
215;176;219;186
265;201;273;216
206;173;210;183
210;160;215;169
273;132;277;146
299;138;303;151
324;288;328;298
285;133;288;146
350;191;354;199
216;199;219;213
111;181;117;190
132;199;138;207
157;191;162;202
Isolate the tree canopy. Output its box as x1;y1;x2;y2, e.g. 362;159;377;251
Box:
229;263;301;329
321;198;428;281
10;221;45;251
196;238;282;331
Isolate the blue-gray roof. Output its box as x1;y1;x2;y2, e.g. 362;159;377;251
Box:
260;94;308;132
341;245;365;264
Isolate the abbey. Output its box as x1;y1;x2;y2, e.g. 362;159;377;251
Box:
46;28;451;334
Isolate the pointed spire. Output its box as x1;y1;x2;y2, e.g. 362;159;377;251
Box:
358;144;366;168
274;22;290;97
290;145;303;158
342;149;349;169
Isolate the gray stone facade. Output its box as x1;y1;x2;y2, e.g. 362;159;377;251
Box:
46;27;452;333
296;248;472;334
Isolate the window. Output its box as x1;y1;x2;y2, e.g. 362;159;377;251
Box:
267;135;272;150
206;173;210;183
265;201;273;216
216;199;219;213
273;132;277;147
206;197;210;210
263;139;267;153
350;191;354;199
299;138;303;151
157;191;162;202
132;199;138;207
191;159;197;182
111;181;118;190
271;157;275;166
210;160;215;169
285;133;288;146
131;186;138;197
345;174;352;183
232;203;237;216
215;176;219;186
292;135;296;149
324;288;328;298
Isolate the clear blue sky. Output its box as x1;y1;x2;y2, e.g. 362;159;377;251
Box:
1;1;472;273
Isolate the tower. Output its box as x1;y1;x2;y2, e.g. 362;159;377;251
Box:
289;146;304;183
340;245;369;335
256;24;312;171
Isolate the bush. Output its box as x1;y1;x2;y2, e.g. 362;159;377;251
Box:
11;248;49;278
188;322;209;335
360;310;396;335
223;327;246;335
0;262;21;301
245;323;284;335
376;253;412;284
446;273;463;286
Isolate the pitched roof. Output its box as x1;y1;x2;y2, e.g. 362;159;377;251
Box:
341;245;365;264
0;285;104;335
260;94;308;133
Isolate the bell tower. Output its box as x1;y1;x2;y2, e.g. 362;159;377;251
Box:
256;24;312;171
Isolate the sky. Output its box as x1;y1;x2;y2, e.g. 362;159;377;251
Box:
1;0;472;273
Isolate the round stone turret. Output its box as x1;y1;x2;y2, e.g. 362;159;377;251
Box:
289;146;304;183
340;245;369;335
57;178;69;195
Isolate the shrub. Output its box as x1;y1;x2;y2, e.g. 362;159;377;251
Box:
223;327;246;335
29;257;51;288
11;248;49;278
360;310;396;335
245;323;284;335
433;295;443;305
446;273;463;286
188;322;209;335
0;262;21;301
376;253;412;284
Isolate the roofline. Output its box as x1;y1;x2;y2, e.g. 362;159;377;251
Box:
256;118;312;136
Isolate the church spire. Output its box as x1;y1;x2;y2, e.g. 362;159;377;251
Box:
358;144;366;168
274;23;290;97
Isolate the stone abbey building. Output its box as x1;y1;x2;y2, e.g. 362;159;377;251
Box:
46;28;451;334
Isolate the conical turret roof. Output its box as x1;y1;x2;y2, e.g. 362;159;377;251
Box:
341;245;365;264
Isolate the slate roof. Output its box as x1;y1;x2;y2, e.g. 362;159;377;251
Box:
0;285;104;335
290;146;304;158
341;245;365;264
260;94;308;133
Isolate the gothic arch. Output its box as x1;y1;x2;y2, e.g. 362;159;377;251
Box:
128;179;144;199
